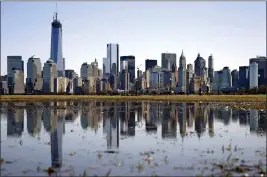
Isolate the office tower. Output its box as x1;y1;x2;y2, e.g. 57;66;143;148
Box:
239;66;249;89
161;53;176;71
120;61;128;73
10;69;24;94
43;59;58;93
249;62;258;89
107;43;119;76
194;53;206;77
80;62;89;79
7;56;24;86
186;64;193;92
26;56;42;92
208;54;214;82
65;69;75;79
145;59;157;71
120;56;135;83
121;69;130;91
178;51;187;92
221;67;232;88
249;56;267;86
103;57;110;76
231;69;239;89
50;13;64;77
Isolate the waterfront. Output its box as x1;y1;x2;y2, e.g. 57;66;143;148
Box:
0;101;266;176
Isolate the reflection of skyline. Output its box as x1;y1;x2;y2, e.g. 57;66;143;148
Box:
7;104;24;137
1;101;266;140
103;103;119;149
26;104;42;137
50;115;64;170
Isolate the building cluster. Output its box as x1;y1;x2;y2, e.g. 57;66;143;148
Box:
1;12;266;95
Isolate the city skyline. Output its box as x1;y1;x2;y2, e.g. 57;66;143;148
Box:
1;2;266;76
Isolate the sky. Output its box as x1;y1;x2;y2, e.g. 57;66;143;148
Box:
1;1;266;76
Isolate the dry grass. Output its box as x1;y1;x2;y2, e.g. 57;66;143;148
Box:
0;94;266;103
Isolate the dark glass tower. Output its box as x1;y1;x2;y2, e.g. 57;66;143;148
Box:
50;13;64;77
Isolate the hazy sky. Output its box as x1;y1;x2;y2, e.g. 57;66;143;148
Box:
1;1;266;76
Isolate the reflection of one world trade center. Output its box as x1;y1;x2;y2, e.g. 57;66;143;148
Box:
103;104;119;149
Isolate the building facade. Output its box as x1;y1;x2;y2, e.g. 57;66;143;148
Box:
208;54;214;83
10;69;25;94
107;44;119;76
120;56;135;83
231;69;239;89
145;59;157;71
50;13;64;77
249;62;258;89
161;53;176;71
43;59;58;93
7;56;24;86
249;56;267;86
239;66;249;89
26;56;42;92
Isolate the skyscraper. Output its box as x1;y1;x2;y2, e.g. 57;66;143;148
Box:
239;66;249;89
161;53;177;71
107;44;119;76
231;69;239;89
120;56;135;83
249;56;267;86
7;56;24;86
50;13;64;77
208;54;214;82
26;56;42;90
178;51;186;93
249;62;258;89
145;59;157;71
43;59;58;93
194;53;206;77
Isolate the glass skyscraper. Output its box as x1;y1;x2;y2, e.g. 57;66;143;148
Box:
50;13;64;77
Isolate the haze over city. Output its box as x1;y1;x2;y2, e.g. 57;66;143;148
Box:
1;1;266;76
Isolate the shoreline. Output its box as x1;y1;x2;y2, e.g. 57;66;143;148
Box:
0;95;266;110
0;94;266;102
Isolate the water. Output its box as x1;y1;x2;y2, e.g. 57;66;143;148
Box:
0;101;266;176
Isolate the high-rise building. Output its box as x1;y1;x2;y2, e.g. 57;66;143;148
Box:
221;67;232;88
120;61;128;73
120;56;135;83
65;69;75;79
194;53;206;77
186;64;194;92
103;57;110;76
26;56;42;91
80;63;89;79
43;59;58;93
178;51;187;92
10;69;25;94
121;70;130;91
107;44;119;76
145;59;157;71
7;56;24;86
231;69;239;89
161;53;176;71
208;54;214;82
249;56;267;86
239;66;249;89
50;13;64;77
249;62;258;89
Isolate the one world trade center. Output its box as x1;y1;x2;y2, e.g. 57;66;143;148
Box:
50;12;65;77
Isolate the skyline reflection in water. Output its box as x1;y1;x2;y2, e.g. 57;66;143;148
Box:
0;101;266;176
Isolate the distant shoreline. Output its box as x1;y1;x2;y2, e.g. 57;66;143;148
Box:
0;95;266;110
0;94;265;102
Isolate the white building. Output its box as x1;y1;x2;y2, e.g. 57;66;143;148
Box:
54;77;69;93
249;62;258;89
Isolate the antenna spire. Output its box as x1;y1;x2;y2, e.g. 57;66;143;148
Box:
55;1;58;20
